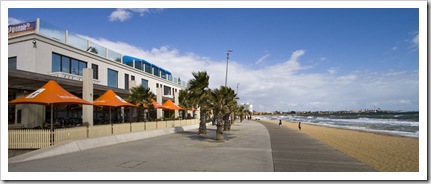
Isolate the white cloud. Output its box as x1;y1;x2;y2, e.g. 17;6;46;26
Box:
411;34;418;47
109;9;132;22
79;35;419;112
109;8;164;22
8;17;22;25
327;67;337;74
256;52;270;65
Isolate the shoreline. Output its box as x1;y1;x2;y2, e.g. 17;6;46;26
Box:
260;120;419;172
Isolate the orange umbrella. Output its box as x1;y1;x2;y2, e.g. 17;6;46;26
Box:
162;99;183;119
9;80;92;105
93;90;135;107
163;99;184;111
9;80;92;133
93;89;135;124
151;99;170;110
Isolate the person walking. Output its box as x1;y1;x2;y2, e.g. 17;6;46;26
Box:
298;122;302;130
279;120;282;127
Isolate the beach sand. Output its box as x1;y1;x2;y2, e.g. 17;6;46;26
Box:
261;120;419;172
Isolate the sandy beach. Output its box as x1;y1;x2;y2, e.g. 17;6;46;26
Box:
261;120;419;172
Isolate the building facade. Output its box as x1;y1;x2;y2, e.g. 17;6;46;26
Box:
8;18;188;128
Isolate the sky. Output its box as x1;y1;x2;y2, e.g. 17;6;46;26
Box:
7;2;423;112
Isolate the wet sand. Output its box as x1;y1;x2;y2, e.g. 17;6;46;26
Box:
261;120;419;172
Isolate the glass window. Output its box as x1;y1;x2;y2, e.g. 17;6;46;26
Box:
134;60;142;70
71;59;79;75
78;61;87;76
9;57;17;70
131;75;135;81
125;74;129;90
145;63;152;74
52;53;88;76
141;79;148;89
161;70;166;79
153;67;160;77
92;64;98;79
108;69;118;88
124;60;133;67
164;86;172;96
62;56;71;73
52;54;61;72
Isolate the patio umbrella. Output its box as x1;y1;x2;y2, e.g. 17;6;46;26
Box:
93;89;135;124
163;99;184;111
151;99;170;110
9;80;92;133
162;99;183;119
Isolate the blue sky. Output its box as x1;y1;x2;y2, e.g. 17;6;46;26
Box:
7;3;423;112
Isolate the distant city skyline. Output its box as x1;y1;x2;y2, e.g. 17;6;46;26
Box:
5;1;425;112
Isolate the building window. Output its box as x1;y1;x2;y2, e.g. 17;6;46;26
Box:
161;70;166;79
125;74;129;90
124;60;133;68
78;60;87;76
145;63;152;74
61;56;71;73
164;86;172;96
134;60;143;70
142;79;148;89
153;66;160;77
52;53;87;76
108;68;118;88
92;64;99;79
9;57;17;70
52;54;61;72
131;75;135;81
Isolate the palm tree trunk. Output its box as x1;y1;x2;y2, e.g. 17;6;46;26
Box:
215;112;224;140
198;109;207;135
223;113;230;131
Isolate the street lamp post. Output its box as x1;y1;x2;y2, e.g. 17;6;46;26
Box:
225;50;233;87
236;83;240;95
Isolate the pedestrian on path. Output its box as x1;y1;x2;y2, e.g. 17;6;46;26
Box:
298;122;302;130
279;120;282;127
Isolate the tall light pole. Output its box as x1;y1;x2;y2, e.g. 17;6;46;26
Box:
236;83;240;95
225;50;233;87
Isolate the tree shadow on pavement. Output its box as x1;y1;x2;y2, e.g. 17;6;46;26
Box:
176;129;237;142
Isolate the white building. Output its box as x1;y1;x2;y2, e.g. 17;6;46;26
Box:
8;18;188;128
241;103;253;114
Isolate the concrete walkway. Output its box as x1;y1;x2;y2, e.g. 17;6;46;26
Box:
257;120;376;172
8;120;273;172
8;120;376;173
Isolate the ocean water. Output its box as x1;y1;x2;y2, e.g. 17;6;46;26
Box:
255;112;419;138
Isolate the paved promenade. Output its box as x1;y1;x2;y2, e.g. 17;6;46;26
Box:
257;120;376;172
9;121;273;172
8;120;375;173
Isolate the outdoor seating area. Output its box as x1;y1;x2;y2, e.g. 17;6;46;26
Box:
8;79;196;149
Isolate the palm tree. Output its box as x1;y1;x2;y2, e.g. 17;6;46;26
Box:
211;86;238;140
188;71;211;135
179;89;193;119
237;105;245;122
128;85;155;122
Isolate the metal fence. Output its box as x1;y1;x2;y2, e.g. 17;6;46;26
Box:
9;119;199;149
